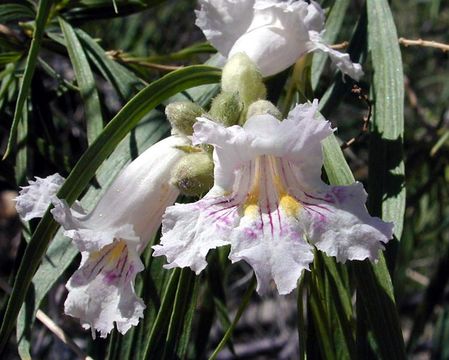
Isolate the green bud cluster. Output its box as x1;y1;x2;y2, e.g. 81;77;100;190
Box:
166;101;204;136
246;100;282;121
221;53;267;107
209;92;244;127
170;152;214;197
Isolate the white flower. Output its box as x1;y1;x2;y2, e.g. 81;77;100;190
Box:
195;0;363;79
16;135;189;337
153;101;393;295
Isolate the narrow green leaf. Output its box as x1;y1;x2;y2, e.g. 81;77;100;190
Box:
62;0;164;21
0;4;35;23
143;269;181;360
161;269;197;359
176;280;200;359
15;100;29;186
59;17;103;145
309;273;337;360
367;0;406;239
75;29;144;100
3;0;53;160
0;65;221;351
318;95;406;360
208;277;256;360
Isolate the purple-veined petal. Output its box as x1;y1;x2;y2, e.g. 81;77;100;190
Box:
153;198;235;274
299;183;394;263
65;241;144;338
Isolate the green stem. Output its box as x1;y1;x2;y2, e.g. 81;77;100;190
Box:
208;276;256;360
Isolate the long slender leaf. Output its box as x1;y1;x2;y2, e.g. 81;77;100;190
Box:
0;4;35;23
0;65;221;351
367;0;406;239
3;0;53;160
319;91;406;360
75;29;144;100
59;17;103;145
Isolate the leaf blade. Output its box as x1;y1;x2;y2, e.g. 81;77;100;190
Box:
59;17;104;145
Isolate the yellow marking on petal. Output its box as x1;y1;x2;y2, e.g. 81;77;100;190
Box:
108;240;126;262
280;194;301;217
243;190;259;217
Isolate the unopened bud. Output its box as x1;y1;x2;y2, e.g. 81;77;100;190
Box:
246;100;282;121
209;92;243;127
166;101;204;136
171;153;214;197
221;53;266;107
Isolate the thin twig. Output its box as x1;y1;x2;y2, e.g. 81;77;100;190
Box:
0;278;92;360
404;76;436;132
340;85;372;150
405;269;430;287
330;41;349;50
106;50;183;71
399;37;449;52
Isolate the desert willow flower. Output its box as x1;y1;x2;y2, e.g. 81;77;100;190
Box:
16;135;189;337
153;101;393;295
196;0;363;79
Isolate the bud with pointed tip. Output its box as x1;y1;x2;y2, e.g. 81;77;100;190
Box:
246;100;282;122
209;92;243;127
166;101;204;135
221;53;266;107
170;153;214;197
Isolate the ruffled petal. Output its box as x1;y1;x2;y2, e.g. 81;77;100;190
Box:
300;183;394;263
15;173;65;221
230;206;313;295
153;198;235;273
307;31;364;81
195;0;255;56
194;118;255;191
304;1;325;32
64;241;145;338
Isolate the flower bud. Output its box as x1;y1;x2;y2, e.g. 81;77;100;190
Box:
170;153;214;197
209;92;243;127
221;53;266;107
166;101;204;135
246;100;282;121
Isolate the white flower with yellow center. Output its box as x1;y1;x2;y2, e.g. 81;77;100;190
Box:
16;135;189;337
196;0;363;79
153;101;393;295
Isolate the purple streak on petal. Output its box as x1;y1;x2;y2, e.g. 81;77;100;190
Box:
87;245;115;279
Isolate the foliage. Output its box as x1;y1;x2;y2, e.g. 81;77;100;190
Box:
0;0;448;359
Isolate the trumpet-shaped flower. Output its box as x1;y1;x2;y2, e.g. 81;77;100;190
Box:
16;135;189;337
195;0;363;79
153;101;393;295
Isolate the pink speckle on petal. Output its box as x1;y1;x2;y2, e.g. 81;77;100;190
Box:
244;228;258;240
104;271;119;285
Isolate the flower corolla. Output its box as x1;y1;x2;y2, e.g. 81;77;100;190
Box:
195;0;363;79
16;135;189;337
153;101;393;295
